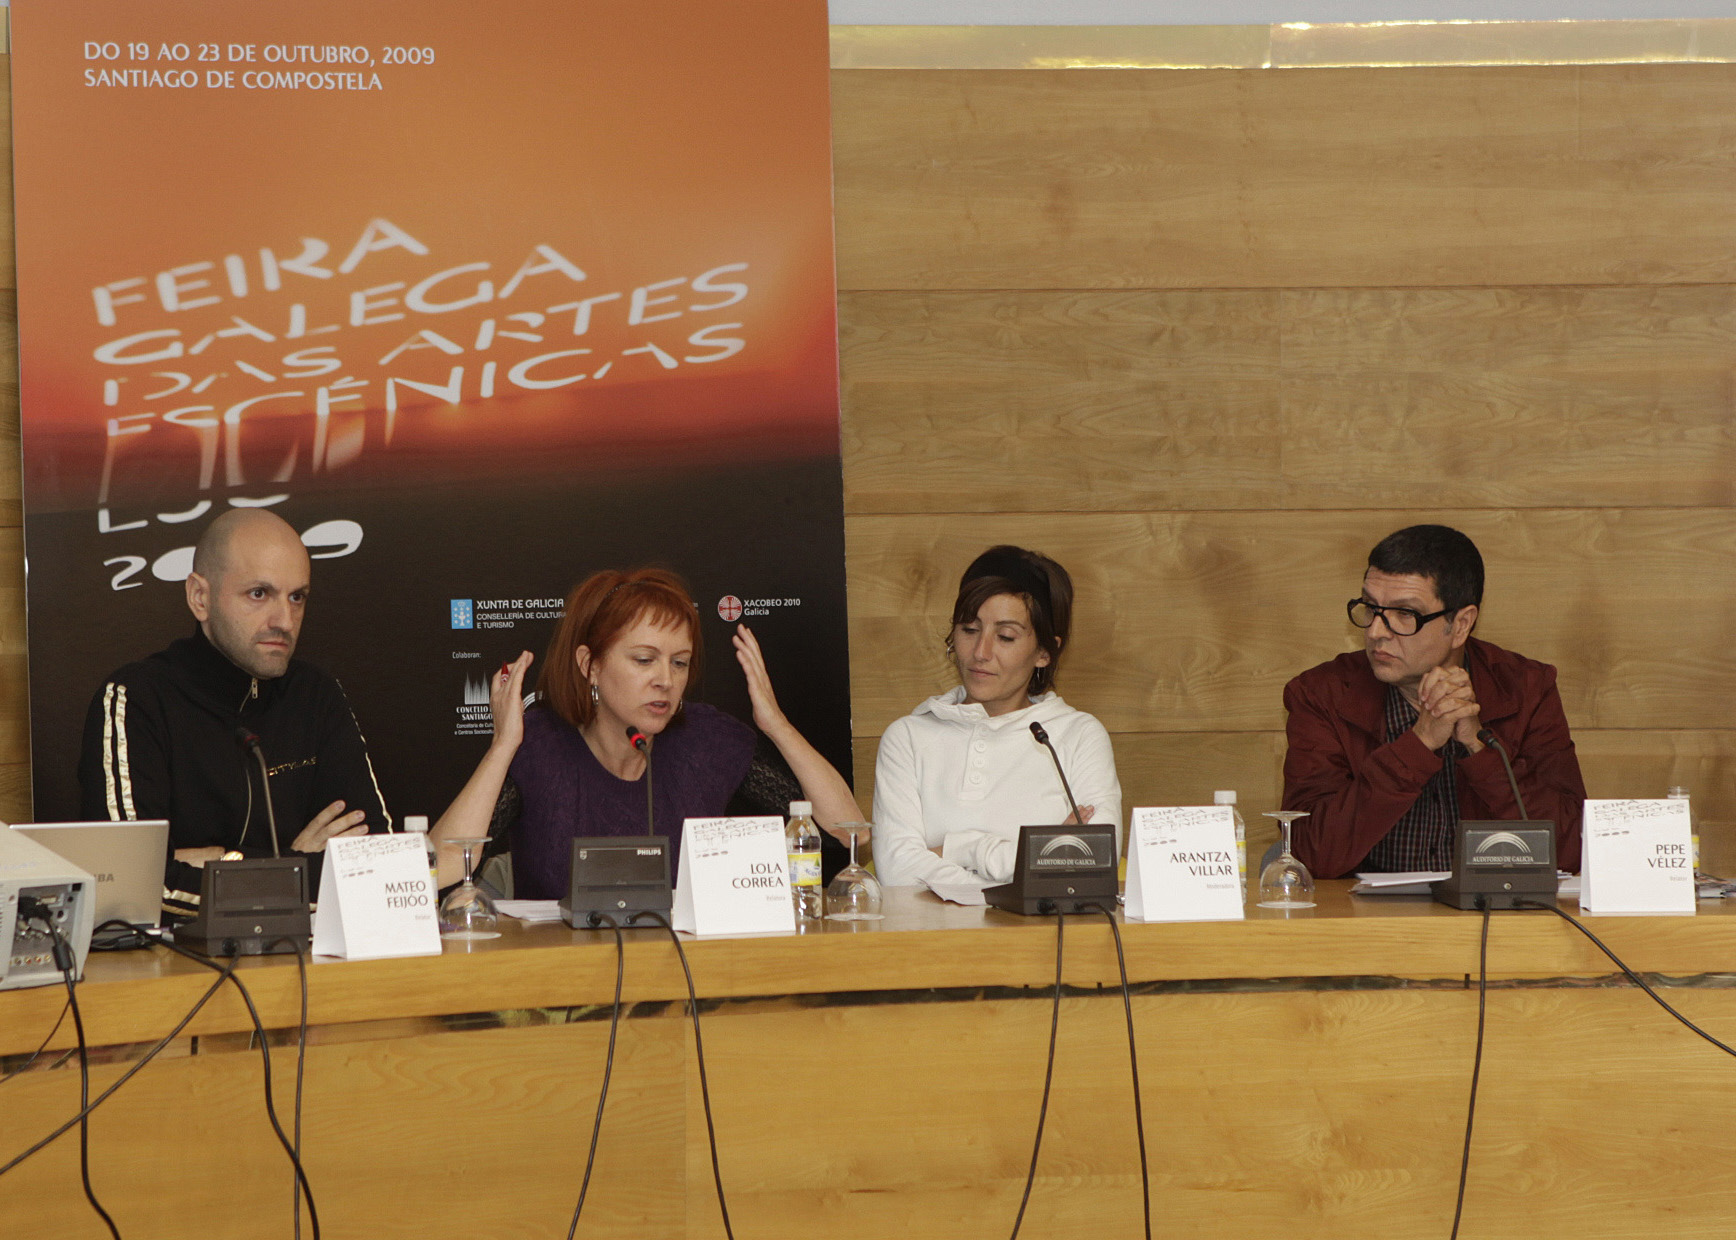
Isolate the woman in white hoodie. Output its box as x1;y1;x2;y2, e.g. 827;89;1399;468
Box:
871;546;1122;888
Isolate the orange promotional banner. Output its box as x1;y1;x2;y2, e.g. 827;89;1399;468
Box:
12;0;849;828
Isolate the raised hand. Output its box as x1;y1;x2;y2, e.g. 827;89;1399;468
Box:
491;650;535;752
732;624;789;735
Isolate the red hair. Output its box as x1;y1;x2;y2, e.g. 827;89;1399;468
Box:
539;568;703;729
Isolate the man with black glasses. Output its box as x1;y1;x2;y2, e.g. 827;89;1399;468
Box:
1280;524;1584;878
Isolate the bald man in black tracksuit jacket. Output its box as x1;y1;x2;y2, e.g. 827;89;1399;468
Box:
77;510;389;919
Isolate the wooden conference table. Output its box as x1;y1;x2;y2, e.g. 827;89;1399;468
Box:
4;885;1736;1239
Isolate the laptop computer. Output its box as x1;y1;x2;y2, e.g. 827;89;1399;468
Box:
11;820;171;928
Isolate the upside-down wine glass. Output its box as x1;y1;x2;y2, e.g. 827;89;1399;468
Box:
1257;812;1316;909
439;837;500;940
825;824;883;921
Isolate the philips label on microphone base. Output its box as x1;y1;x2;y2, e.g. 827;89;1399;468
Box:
313;833;444;959
1580;798;1695;916
1124;806;1244;923
671;817;797;936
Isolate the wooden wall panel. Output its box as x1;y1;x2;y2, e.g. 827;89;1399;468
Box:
845;509;1736;735
0;60;13;293
1579;731;1736;877
840;289;1284;514
0;763;28;824
1277;286;1736;510
833;65;1736;291
841;285;1736;514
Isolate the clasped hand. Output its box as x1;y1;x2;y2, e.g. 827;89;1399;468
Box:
1411;665;1484;753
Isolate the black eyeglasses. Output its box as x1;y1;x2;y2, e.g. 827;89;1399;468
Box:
1346;598;1452;637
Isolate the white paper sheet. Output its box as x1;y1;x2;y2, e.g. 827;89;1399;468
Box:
495;899;565;923
925;880;987;906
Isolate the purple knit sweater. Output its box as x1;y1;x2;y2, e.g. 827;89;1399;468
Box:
506;702;757;900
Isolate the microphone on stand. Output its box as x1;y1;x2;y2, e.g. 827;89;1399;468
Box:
1433;726;1555;911
984;723;1117;915
179;728;310;956
627;726;653;834
1476;727;1529;820
234;726;280;857
1029;721;1082;824
561;725;673;929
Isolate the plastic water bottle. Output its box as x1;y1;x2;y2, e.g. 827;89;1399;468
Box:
1668;786;1699;879
785;801;822;920
403;814;439;888
1215;791;1248;900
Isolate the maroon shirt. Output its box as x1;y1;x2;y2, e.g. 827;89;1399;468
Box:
1281;636;1585;879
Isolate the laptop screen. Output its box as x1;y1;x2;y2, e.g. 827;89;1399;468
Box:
12;820;171;927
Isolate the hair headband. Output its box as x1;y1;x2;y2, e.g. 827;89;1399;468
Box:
960;547;1052;618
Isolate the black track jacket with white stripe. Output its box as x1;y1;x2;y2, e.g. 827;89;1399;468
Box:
78;625;391;917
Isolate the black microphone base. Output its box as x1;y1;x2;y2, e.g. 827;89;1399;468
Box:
561;893;674;929
983;825;1120;916
175;925;311;956
176;856;312;956
983;882;1117;917
1430;884;1557;912
1431;820;1558;911
562;837;672;929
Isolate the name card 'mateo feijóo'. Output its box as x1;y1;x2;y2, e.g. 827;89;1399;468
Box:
313;832;444;959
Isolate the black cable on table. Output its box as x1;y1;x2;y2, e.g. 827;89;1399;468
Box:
59;939;120;1240
0;995;69;1085
1009;908;1065;1240
290;938;310;1240
567;913;626;1240
89;918;157;953
0;948;235;1179
1514;899;1736;1059
1085;903;1151;1240
628;909;735;1240
1449;898;1490;1240
158;939;322;1240
0;944;234;1180
20;902;123;1240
